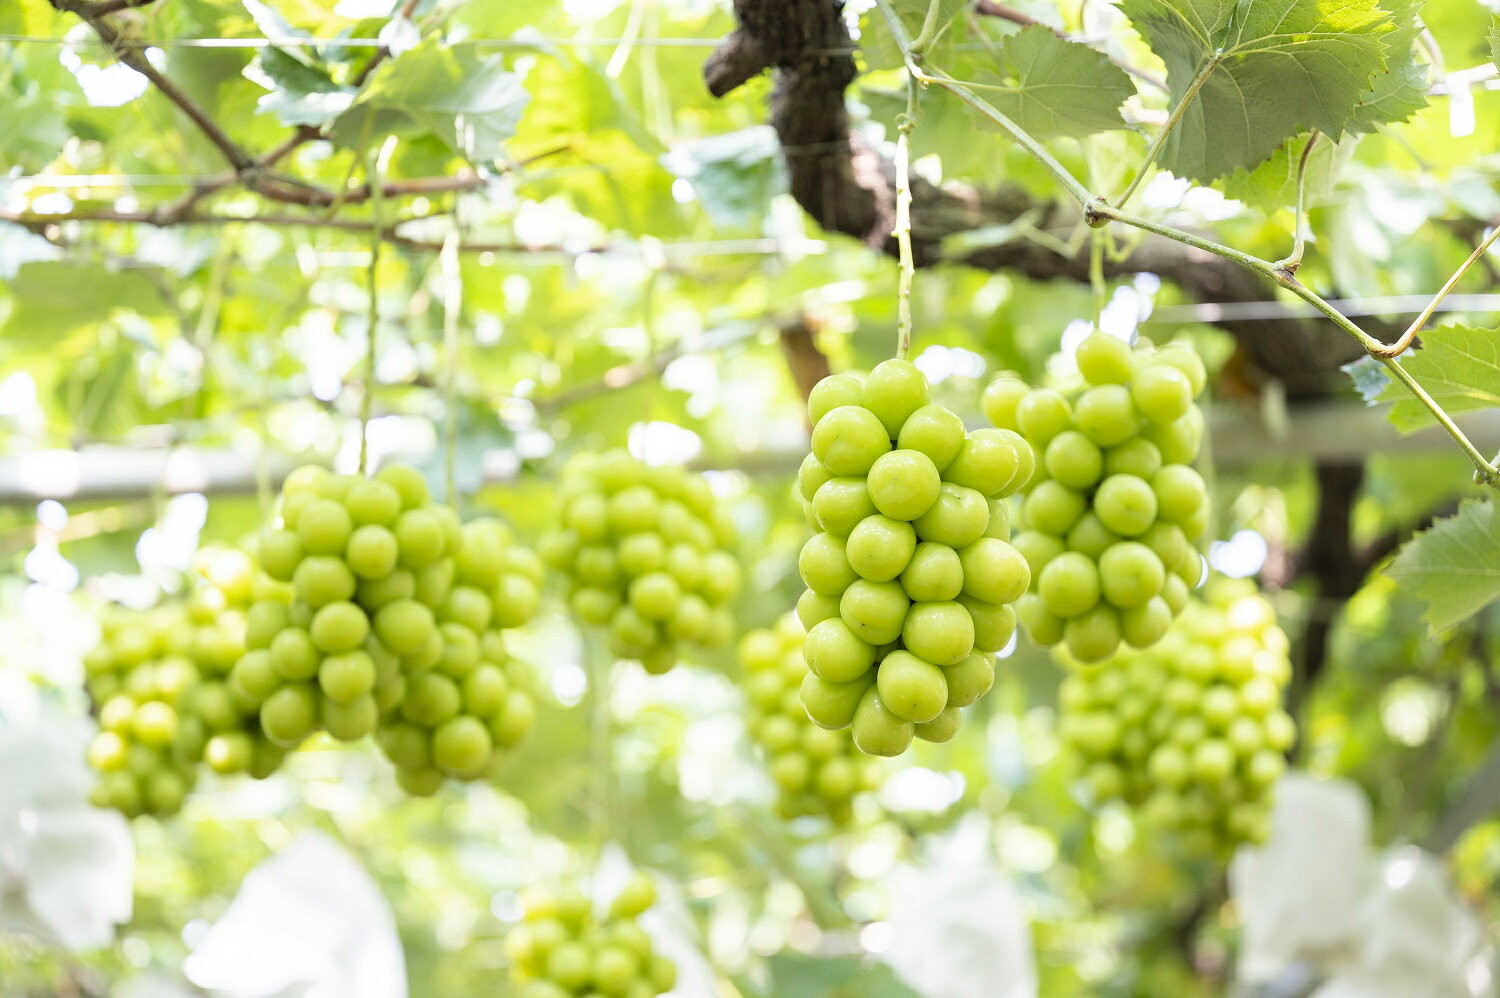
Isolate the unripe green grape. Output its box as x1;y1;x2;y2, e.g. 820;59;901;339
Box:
269;628;320;681
897;404;967;471
1011;530;1067;576
374;599;436;655
846;514;917;582
395;509;447;570
1045;431;1104;490
958;538;1030;605
1132;363;1193;424
1038;552;1101;618
310;601;370;653
812;477;877;537
945;429;1023;497
293;556;357;608
1093;474;1158;537
322;694;378;741
1072;384;1138;448
1121;597;1172;648
803;618;876;682
981;375;1028;430
344;477;402;527
943;651;995;708
1022;480;1086;537
1075;332;1135;385
959;595;1016;653
839;579;910;645
915;707;962;743
808;373;864;425
297;499;353;556
850;687;914;757
875;650;947;723
1153;465;1209;525
801;671;874;729
861;359;930;437
799;533;858;596
261;684;318;747
866;449;941;520
812;405;891;476
1015;388;1072;444
901;601;974;666
796;589;842;630
1063;604;1121;663
259;530;304;582
1149;406;1204;466
900;542;965;602
913;483;990;548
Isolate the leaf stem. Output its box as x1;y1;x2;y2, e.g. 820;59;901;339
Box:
908;0;946;55
1369;223;1500;358
1116;57;1218;210
1274;133;1320;275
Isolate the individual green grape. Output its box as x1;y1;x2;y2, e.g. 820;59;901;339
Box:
875;650;948;723
913;483;990;548
846;514;917;582
862;358;930;437
866;450;941;520
981;374;1028;430
1056;578;1295;854
812;405;892;476
741;616;882;823
897;404;967;471
1075;332;1135;385
850;687;914;757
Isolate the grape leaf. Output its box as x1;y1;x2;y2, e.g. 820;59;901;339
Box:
1220;132;1350;210
1347;0;1429;134
331;42;529;163
970;25;1134;140
1387;498;1500;631
247;47;354;127
1341;353;1392;403
1118;0;1396;182
1491;14;1500;68
1379;325;1500;432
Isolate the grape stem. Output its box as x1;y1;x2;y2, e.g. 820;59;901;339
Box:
893;81;918;362
359;145;385;477
439;222;463;504
1273;133;1320;276
872;0;1500;488
1368;222;1500;358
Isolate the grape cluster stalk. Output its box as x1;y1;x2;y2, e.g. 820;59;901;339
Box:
1058;579;1296;852
540;449;742;674
506;873;677;998
795;359;1036;757
989;332;1211;662
741;614;883;824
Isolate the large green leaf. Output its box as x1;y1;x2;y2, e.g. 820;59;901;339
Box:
1387;498;1500;631
248;47;355;126
1379;325;1500;432
971;25;1134;140
1347;0;1429;134
1220;131;1350;210
330;41;529;163
1119;0;1396;182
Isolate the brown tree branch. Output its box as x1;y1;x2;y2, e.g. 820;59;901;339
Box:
704;0;1388;396
53;0;257;172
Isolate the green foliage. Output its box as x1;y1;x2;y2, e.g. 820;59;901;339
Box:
1387;498;1500;631
1380;325;1500;432
760;952;922;998
331;40;529;162
973;25;1135;140
1119;0;1397;181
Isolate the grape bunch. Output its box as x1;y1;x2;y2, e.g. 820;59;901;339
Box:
741;615;882;824
84;603;210;817
539;449;741;674
795;359;1035;757
985;333;1210;662
1057;579;1295;852
505;874;677;998
233;463;543;795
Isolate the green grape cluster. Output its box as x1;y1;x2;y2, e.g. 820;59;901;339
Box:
84;549;294;816
539;449;741;673
234;463;543;795
985;332;1211;663
505;874;677;998
741;614;882;824
1057;579;1296;852
795;359;1035;757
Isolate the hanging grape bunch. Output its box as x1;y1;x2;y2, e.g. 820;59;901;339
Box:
986;333;1210;663
1057;579;1295;853
505;873;677;998
741;614;883;824
539;449;741;673
795;359;1035;757
84;603;215;817
235;463;544;796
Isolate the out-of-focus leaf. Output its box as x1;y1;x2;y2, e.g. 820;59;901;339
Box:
1490;13;1500;68
249;47;355;126
1387;498;1500;631
663;126;786;228
1221;133;1352;211
0;225;64;281
1380;325;1500;431
330;42;529;163
1341;353;1392;404
1347;0;1430;134
763;953;923;998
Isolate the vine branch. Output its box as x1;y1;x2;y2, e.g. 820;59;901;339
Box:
1369;223;1500;358
1274;133;1320;275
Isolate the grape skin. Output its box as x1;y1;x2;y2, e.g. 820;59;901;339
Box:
508;877;676;997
